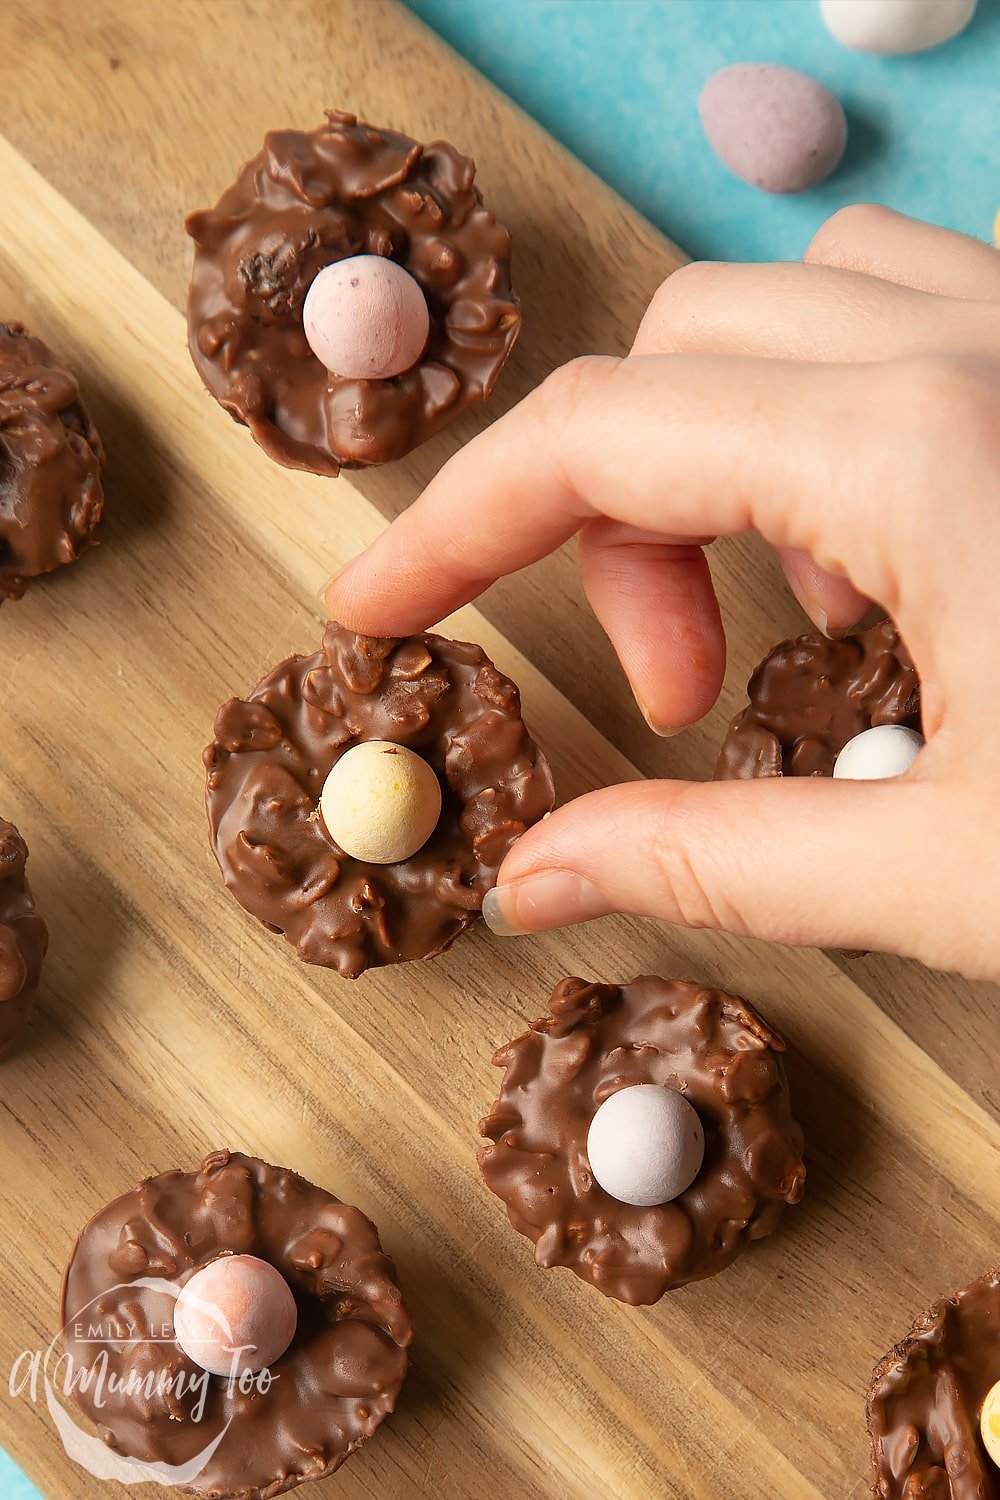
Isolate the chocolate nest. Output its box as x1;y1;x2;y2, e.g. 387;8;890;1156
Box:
716;619;920;780
867;1265;1000;1499
479;976;806;1305
205;622;554;977
0;321;105;601
0;818;48;1060
185;110;521;475
60;1151;413;1500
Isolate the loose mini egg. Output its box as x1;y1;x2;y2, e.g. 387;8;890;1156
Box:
833;725;924;781
699;63;847;195
821;0;977;53
587;1083;705;1208
173;1254;298;1377
303;255;430;380
981;1380;1000;1469
320;740;443;865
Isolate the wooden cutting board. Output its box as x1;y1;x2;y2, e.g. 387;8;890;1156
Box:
0;4;996;1498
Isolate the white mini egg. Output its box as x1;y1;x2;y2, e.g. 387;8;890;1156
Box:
320;740;442;864
820;0;977;54
832;724;924;781
586;1083;705;1208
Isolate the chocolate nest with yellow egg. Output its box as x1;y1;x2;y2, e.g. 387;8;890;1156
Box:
479;977;806;1306
205;623;555;977
867;1264;1000;1499
60;1151;413;1500
185;110;521;475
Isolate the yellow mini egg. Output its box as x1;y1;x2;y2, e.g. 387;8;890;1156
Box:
981;1380;1000;1469
320;740;443;864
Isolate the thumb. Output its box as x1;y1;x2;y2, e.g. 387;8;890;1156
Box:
481;777;945;961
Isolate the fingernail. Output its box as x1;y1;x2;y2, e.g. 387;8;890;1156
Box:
482;872;613;937
639;705;685;739
323;564;349;607
806;606;855;641
787;581;833;639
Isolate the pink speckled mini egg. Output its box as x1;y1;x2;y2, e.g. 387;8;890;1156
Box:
699;63;848;195
303;255;430;380
172;1254;298;1377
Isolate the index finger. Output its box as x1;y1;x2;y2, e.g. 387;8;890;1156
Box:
325;351;911;636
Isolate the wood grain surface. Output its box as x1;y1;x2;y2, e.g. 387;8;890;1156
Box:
0;5;996;1499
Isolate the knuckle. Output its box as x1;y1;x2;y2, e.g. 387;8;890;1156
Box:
895;355;1000;456
635;261;733;353
649;259;726;316
864;357;1000;567
806;203;891;261
643;787;748;935
532;354;619;434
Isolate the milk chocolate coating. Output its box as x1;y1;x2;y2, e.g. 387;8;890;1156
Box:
205;623;554;976
0;819;48;1060
716;619;920;780
185;110;521;475
479;977;805;1305
61;1151;413;1500
867;1265;1000;1498
0;321;105;601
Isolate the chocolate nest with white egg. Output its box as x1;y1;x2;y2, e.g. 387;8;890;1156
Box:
479;976;806;1306
185;109;521;475
715;618;922;781
205;622;555;977
867;1263;1000;1498
59;1151;412;1500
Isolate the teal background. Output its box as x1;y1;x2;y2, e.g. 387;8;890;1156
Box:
407;0;999;262
3;2;995;1494
1;1450;40;1499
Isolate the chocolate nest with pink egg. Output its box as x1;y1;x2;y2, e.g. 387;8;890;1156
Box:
185;110;521;475
479;977;806;1306
205;623;555;977
60;1151;413;1500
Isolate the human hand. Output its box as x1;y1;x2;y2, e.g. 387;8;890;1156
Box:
325;207;1000;978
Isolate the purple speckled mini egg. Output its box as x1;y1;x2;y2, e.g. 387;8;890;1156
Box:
699;62;848;195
